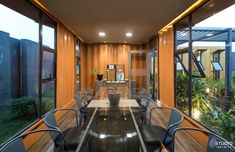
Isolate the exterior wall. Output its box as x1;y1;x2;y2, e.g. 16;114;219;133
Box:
0;31;39;100
21;39;39;97
0;31;11;100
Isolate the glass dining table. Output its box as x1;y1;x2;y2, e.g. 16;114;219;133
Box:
75;106;147;152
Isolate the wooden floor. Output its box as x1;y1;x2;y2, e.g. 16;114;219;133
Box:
27;110;78;152
25;88;206;152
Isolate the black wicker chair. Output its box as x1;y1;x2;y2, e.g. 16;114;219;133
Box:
44;108;82;151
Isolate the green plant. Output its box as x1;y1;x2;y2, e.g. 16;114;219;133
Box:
0;97;38;121
200;110;235;143
176;73;235;143
192;78;213;112
91;68;103;76
176;72;189;112
205;77;225;98
232;73;235;89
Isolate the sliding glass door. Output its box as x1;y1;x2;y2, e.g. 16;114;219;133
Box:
128;50;150;98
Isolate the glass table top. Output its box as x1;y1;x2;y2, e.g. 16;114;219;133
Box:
76;107;147;152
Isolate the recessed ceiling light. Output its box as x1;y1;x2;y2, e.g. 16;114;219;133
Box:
124;41;127;43
126;32;133;37
104;41;106;43
99;32;106;37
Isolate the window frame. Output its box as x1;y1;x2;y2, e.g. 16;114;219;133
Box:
0;1;57;146
174;0;235;137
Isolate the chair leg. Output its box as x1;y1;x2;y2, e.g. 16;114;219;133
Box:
140;111;147;124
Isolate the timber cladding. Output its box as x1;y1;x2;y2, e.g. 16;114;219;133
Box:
80;43;147;90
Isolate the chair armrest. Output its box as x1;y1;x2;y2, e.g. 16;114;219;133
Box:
53;108;79;127
163;114;184;144
149;106;173;124
172;127;235;151
0;129;64;152
21;129;63;140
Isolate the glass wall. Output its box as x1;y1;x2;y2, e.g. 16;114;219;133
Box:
150;48;158;99
76;40;80;93
41;14;56;115
175;1;235;143
148;36;158;99
0;1;56;145
175;17;190;115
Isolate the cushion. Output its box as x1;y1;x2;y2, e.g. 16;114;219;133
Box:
139;125;173;146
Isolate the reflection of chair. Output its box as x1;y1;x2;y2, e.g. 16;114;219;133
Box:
139;107;183;151
81;89;93;104
0;129;64;152
74;93;88;125
136;88;145;103
140;93;152;124
44;109;81;151
172;127;235;152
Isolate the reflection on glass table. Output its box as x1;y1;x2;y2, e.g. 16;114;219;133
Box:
76;107;147;152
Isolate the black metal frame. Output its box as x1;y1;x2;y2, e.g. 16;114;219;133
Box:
44;108;79;130
175;48;206;78
172;127;235;152
40;13;57;114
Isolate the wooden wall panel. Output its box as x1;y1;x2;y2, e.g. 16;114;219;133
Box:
158;27;175;107
80;43;147;90
56;23;76;108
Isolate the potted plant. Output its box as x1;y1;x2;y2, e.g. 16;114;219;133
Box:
91;68;103;81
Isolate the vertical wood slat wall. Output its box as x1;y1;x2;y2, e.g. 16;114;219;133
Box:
158;27;175;107
56;23;76;108
80;43;147;90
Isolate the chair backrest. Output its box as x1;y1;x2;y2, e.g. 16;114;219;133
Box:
137;88;145;99
44;111;61;142
82;89;92;98
0;129;63;152
167;108;183;135
74;93;87;109
140;93;152;109
172;128;235;152
75;93;82;108
0;138;25;152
